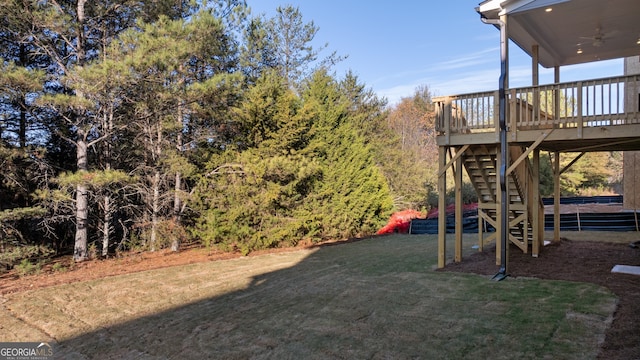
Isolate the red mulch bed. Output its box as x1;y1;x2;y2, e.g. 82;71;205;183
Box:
439;238;640;360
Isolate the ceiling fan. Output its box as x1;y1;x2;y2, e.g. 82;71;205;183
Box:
579;26;616;47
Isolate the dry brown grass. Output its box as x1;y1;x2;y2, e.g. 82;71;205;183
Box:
0;234;619;359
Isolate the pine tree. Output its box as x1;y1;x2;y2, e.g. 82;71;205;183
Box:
300;70;394;239
0;0;203;260
235;69;311;152
107;9;243;251
242;5;343;89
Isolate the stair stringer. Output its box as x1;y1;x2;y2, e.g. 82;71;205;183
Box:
461;144;544;255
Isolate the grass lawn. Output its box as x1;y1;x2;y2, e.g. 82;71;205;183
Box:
0;234;616;359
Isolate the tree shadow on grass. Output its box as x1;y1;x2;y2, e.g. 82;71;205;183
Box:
51;235;616;359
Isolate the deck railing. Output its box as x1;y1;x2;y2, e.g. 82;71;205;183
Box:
435;74;640;136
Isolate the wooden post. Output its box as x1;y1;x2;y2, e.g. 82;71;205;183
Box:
554;66;561;125
438;146;447;268
495;146;503;266
553;151;561;242
532;45;539;87
532;149;541;256
455;151;463;262
478;211;484;252
532;44;540;129
577;81;583;138
494;90;500;141
444;98;452;146
510;89;517;141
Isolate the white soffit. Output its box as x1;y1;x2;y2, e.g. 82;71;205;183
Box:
476;0;640;68
477;0;571;16
503;0;571;15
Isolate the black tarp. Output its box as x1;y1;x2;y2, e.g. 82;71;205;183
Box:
410;196;637;234
541;195;622;205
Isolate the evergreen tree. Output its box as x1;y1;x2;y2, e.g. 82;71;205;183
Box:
538;152;555;197
301;70;393;238
192;69;320;253
0;0;203;260
191;69;393;252
240;16;278;83
305;123;394;238
192;149;323;254
109;9;242;251
242;5;343;89
235;69;311;152
559;152;617;195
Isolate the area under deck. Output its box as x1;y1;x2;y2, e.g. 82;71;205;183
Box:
435;74;640;268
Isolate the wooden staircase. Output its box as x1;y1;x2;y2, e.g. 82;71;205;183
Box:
461;145;543;254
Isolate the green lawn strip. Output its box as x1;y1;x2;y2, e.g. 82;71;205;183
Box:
1;235;616;359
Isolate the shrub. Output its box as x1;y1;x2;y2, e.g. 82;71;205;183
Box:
51;262;67;273
14;259;42;277
427;182;478;209
0;245;53;270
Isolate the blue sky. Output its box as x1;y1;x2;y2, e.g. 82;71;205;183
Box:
248;1;623;104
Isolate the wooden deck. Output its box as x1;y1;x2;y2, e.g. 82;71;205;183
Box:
435;74;640;152
434;74;640;268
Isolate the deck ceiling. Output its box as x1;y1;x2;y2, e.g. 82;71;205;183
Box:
477;0;640;68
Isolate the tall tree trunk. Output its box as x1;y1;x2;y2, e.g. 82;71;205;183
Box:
150;122;162;251
74;134;88;261
171;106;184;252
171;170;181;252
151;170;160;251
76;0;86;63
19;95;27;148
73;0;89;262
18;43;28;148
101;108;114;257
102;194;111;256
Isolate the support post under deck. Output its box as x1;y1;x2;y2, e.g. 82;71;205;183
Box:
455;152;463;262
553;152;561;242
438;146;447;268
481;13;509;279
532;149;541;256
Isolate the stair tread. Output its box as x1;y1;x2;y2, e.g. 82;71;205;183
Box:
461;145;543;245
